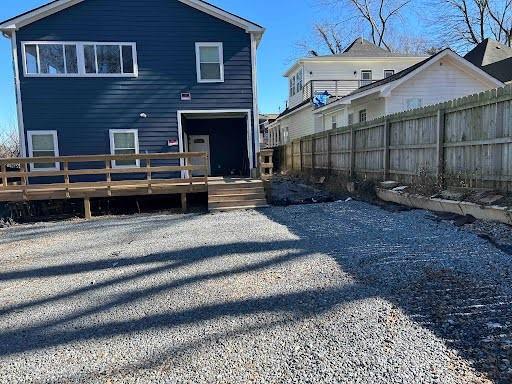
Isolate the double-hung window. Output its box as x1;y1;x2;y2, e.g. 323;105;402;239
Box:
359;109;367;123
22;42;138;77
27;131;60;171
109;129;140;168
296;69;303;94
360;70;372;86
331;114;337;130
195;42;224;83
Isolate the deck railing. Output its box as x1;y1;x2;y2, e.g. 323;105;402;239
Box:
301;79;382;104
0;152;209;217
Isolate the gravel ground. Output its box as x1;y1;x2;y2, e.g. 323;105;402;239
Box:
0;202;511;383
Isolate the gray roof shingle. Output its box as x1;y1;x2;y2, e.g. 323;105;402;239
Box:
464;39;512;83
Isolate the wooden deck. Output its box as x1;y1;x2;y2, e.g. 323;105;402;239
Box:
0;152;209;218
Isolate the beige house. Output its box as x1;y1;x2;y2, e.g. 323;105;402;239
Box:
313;49;504;132
268;38;427;146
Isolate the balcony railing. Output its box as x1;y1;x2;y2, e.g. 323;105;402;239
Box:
289;79;383;109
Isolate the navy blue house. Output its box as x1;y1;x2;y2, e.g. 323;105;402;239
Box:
0;0;264;178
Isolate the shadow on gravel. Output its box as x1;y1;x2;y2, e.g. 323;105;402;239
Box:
262;204;512;384
1;203;511;383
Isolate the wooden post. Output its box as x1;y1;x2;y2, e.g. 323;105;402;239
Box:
63;161;70;198
383;119;390;181
1;164;7;188
436;109;446;187
84;197;92;220
105;159;112;196
311;138;316;172
181;193;188;213
146;158;152;194
299;139;304;172
350;125;356;177
290;141;294;171
327;133;332;176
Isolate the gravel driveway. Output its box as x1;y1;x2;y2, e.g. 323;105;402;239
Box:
0;201;511;383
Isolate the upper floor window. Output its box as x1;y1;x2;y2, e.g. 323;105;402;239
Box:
289;78;294;97
359;109;367;123
296;69;303;94
22;42;138;77
384;69;395;78
195;42;224;83
348;113;354;125
331;114;337;130
361;70;372;86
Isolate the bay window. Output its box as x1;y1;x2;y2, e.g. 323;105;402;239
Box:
22;42;138;77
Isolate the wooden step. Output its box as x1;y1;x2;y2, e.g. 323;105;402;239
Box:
209;192;266;203
208;199;268;210
209;186;265;196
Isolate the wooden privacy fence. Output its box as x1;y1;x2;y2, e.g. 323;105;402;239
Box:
0;152;209;218
274;85;512;193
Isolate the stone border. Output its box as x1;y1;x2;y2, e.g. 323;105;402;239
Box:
377;188;512;225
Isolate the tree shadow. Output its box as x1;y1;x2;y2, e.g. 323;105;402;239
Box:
262;202;512;384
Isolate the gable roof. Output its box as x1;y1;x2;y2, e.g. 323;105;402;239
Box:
336;37;413;58
315;49;504;113
0;0;264;41
464;39;512;83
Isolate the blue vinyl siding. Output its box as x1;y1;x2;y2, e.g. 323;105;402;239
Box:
16;0;255;158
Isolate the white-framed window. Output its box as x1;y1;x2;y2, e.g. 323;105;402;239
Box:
27;130;60;171
109;129;140;168
348;113;354;125
296;69;303;94
384;69;395;78
359;109;367;123
331;114;337;130
22;42;138;77
361;70;372;86
406;98;423;110
291;76;296;96
289;78;294;97
195;42;224;83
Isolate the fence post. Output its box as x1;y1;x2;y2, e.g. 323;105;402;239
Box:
311;138;316;172
383;119;390;180
327;133;332;176
350;125;356;177
436;109;446;187
299;139;304;172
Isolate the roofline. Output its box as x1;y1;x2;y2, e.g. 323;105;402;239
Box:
314;49;504;113
283;55;429;77
0;0;265;42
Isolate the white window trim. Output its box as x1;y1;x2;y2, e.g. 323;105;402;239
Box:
27;130;60;172
195;42;224;83
109;129;140;169
384;69;395;78
21;41;138;78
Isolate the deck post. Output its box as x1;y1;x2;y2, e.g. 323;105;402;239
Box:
181;193;188;213
84;197;92;220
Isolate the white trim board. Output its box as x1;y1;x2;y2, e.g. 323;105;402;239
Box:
177;109;254;178
0;0;265;43
11;31;26;157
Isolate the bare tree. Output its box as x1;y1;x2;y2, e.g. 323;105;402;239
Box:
434;0;512;50
310;0;416;54
0;127;20;159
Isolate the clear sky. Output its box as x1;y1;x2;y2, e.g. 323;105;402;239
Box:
0;0;325;133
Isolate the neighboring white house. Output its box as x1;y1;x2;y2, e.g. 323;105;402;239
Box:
268;38;427;146
313;49;504;131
